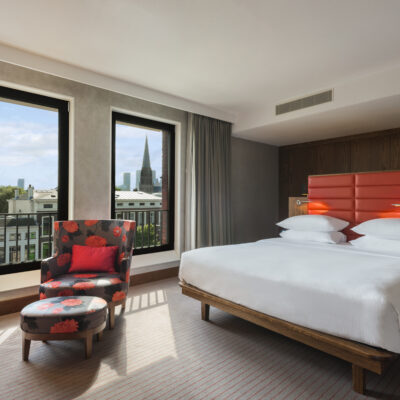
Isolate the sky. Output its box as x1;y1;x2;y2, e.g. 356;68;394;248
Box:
0;99;58;189
115;123;162;189
0;99;162;191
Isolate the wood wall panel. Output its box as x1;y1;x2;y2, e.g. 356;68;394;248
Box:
279;127;400;219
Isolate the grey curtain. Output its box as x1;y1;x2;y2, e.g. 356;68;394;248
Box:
185;113;232;249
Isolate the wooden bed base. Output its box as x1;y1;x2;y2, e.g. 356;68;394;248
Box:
180;282;397;395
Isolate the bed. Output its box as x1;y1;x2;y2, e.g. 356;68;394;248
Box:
179;171;400;394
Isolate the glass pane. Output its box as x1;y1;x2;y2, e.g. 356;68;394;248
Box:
0;98;58;266
115;121;171;251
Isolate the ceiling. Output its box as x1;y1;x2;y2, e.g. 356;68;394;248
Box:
1;0;400;145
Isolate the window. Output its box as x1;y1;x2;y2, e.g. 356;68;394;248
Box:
42;242;51;259
42;216;53;237
112;112;175;255
0;86;68;274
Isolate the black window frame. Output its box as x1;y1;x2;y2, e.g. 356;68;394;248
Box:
0;86;69;275
111;112;175;255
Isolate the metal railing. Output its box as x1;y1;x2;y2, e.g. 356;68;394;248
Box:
114;209;169;251
0;212;57;266
0;209;170;270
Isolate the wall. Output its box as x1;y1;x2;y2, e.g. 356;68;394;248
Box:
279;127;400;219
231;137;279;243
0;60;187;256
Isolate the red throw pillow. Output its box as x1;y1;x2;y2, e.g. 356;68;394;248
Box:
69;245;118;273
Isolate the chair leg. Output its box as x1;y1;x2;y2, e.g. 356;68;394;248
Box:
97;330;103;341
109;304;115;330
121;299;126;313
22;336;31;361
85;334;93;359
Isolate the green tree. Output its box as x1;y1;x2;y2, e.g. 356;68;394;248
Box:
135;223;160;248
0;186;26;213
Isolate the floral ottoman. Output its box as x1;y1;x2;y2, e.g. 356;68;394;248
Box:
20;296;107;360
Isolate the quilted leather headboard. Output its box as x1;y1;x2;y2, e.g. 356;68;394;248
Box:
308;171;400;241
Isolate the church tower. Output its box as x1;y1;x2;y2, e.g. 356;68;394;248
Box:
139;136;154;193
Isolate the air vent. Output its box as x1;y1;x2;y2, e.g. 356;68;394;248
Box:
276;90;333;115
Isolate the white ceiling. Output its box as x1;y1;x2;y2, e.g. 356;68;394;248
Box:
1;0;400;145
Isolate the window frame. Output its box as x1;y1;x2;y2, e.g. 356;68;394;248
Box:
0;85;69;275
111;112;175;255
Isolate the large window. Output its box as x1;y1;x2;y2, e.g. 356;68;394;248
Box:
0;86;69;274
112;112;174;255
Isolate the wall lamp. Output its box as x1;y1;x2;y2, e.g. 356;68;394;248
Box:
296;199;311;206
392;204;400;207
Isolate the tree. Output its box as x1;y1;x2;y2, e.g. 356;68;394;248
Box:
135;223;160;248
0;186;26;213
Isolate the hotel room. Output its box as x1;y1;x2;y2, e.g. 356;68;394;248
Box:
1;1;400;399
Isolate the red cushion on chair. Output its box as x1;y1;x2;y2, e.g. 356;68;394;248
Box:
69;245;118;273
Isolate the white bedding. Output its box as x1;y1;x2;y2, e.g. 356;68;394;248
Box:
179;238;400;352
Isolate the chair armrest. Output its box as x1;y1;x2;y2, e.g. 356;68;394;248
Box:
40;256;58;283
119;257;132;283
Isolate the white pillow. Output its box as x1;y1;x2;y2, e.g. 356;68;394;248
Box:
352;218;400;239
350;235;400;257
277;215;349;232
280;230;346;244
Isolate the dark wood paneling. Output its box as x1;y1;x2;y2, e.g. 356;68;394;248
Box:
279;127;400;219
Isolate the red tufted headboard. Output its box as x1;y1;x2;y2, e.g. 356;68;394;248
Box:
308;171;400;241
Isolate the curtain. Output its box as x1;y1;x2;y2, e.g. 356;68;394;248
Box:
185;113;232;249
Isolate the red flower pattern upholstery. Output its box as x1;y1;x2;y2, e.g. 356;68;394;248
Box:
21;296;107;334
40;220;135;305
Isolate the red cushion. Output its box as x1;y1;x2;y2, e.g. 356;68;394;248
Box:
69;245;118;273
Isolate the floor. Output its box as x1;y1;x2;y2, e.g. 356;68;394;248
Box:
0;278;399;400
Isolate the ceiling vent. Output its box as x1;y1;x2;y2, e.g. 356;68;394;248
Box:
276;90;333;115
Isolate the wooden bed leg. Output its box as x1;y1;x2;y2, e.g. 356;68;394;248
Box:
352;364;365;394
201;302;210;321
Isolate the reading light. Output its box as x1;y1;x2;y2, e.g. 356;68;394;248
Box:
296;199;311;206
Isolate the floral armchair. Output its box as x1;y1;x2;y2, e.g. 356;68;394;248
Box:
39;220;136;328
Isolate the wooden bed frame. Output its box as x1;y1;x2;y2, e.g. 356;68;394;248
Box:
180;281;397;395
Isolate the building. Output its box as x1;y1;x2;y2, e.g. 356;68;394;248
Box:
17;178;24;189
1;187;57;263
114;190;162;225
138;136;154;194
121;172;131;191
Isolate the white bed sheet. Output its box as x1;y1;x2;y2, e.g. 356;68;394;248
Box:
179;238;400;352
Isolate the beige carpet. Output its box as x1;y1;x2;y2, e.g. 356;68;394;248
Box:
0;277;399;400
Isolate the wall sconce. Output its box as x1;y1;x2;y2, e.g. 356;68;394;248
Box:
296;199;311;206
392;204;400;207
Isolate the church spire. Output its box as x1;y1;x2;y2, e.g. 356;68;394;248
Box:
139;136;154;194
142;136;152;169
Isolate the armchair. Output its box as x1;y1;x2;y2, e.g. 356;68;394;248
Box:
39;219;136;328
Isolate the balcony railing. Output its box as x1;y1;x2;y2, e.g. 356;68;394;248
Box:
0;209;170;273
114;209;170;252
0;212;57;268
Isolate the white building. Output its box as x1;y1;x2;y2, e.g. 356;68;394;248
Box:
115;191;162;225
1;187;57;264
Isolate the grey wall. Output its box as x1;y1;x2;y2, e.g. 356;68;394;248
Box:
0;61;187;252
231;137;279;244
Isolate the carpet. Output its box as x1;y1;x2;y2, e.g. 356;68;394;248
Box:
0;277;399;400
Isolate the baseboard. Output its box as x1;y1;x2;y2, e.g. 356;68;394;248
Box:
0;266;179;316
130;266;179;286
0;286;39;316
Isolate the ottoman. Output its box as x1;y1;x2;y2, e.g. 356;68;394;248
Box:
20;296;107;360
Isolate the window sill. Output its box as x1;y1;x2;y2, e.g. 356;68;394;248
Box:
0;250;180;292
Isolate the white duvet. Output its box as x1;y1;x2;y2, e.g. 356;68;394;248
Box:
179;238;400;353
